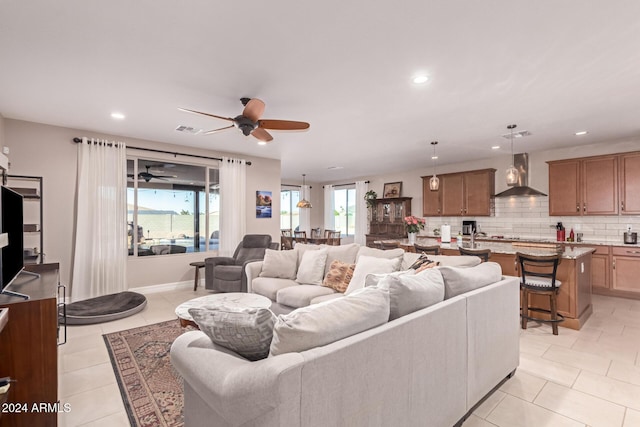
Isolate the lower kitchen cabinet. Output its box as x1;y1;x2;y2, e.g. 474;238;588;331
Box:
591;246;611;291
612;246;640;294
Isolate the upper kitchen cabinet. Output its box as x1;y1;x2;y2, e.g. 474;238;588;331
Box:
548;154;619;216
423;169;495;217
619;152;640;215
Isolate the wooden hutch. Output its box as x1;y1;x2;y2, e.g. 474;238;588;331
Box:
365;197;412;247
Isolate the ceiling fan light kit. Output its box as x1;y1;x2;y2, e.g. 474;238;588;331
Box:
179;98;310;144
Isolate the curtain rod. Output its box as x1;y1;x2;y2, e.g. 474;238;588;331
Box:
322;180;370;188
72;137;252;165
282;184;312;189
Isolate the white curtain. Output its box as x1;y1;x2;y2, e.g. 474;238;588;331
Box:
71;138;127;302
219;157;246;256
354;181;368;245
324;184;335;231
299;184;311;234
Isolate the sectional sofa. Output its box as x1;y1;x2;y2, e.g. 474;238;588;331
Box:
171;249;520;427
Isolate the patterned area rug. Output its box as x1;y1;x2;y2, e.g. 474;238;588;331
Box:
103;319;192;427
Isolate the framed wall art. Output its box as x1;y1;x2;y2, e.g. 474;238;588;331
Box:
383;182;402;198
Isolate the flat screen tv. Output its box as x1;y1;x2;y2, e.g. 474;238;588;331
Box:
1;186;24;290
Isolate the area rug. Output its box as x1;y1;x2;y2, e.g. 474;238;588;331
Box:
103;319;193;427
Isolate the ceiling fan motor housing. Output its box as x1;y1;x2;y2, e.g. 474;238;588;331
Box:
234;115;257;136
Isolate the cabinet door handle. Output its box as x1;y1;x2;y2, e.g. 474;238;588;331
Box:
621;201;625;211
583;203;586;212
613;258;616;269
576;204;580;212
626;250;640;254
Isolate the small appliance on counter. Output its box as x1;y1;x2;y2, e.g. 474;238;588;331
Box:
624;226;637;244
441;224;451;243
462;220;477;236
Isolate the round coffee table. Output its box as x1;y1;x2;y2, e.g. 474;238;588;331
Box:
175;292;272;328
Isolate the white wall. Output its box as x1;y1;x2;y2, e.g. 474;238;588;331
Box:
5;119;281;290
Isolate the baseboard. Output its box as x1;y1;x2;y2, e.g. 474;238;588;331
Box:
129;280;195;294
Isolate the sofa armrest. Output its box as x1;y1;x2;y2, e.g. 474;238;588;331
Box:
245;261;264;293
170;331;304;425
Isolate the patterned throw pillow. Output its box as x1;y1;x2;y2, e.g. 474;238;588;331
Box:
409;253;435;270
188;306;276;361
415;261;440;273
322;260;355;293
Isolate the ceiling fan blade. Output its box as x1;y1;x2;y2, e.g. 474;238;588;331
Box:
242;98;266;122
201;124;235;135
251;128;273;142
258;119;310;131
178;108;235;122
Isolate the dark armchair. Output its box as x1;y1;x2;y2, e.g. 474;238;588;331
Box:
205;234;278;292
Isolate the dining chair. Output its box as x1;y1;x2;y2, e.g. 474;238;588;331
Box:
516;252;564;335
413;243;440;255
294;230;308;243
458;246;491;262
311;228;323;239
324;230;341;246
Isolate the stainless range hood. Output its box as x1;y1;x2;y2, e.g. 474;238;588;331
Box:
494;153;547;197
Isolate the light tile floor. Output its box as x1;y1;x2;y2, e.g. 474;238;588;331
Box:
57;290;640;427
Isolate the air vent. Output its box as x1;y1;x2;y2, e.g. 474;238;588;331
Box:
501;130;532;139
175;125;202;134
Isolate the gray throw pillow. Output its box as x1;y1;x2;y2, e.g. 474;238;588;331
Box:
377;268;445;320
440;262;503;299
189;306;277;361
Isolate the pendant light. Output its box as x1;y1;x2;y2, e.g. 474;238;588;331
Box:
429;141;440;191
296;174;312;208
505;124;519;186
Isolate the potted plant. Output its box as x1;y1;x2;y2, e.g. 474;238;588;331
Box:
403;215;425;244
364;190;377;208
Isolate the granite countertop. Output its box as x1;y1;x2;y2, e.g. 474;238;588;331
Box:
391;237;595;259
418;235;640;249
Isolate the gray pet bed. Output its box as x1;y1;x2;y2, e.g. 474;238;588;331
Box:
62;291;147;325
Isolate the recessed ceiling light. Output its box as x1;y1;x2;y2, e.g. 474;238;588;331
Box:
492;146;501;150
431;156;438;160
257;141;267;146
327;166;344;170
575;131;588;136
111;112;125;120
412;74;429;84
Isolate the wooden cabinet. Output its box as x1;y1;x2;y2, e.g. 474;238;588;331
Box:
591;246;611;291
619;152;640;214
366;197;411;247
548;153;640;216
422;169;495;217
612;246;640;294
0;265;60;427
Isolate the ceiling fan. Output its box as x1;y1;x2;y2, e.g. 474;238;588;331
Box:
128;165;177;182
179;98;310;143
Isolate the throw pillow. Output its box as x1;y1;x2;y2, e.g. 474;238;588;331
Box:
356;246;404;262
322;260;356;293
345;255;402;295
189;306;276;361
440;262;503;299
415;261;440;273
259;249;298;279
296;248;328;285
321;243;360;276
377;268;445;320
294;243;322;266
269;287;390;356
408;253;434;270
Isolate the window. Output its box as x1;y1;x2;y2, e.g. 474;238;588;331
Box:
280;188;300;231
333;187;357;236
127;159;219;256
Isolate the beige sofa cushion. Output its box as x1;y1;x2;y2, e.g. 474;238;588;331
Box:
356;246;404;262
321;243;360;276
260;249;297;279
440;262;503;299
346;255;402;295
401;253;481;270
252;277;298;301
276;285;337;309
296;248;328;285
269;287;390;356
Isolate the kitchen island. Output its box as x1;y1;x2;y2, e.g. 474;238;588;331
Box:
384;237;595;330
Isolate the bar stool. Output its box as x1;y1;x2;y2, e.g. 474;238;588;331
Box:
516;252;564;335
414;243;440;255
458;247;491;262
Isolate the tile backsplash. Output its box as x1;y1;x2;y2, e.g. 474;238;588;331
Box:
422;196;640;244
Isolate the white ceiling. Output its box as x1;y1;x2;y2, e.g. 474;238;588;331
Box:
2;1;640;182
